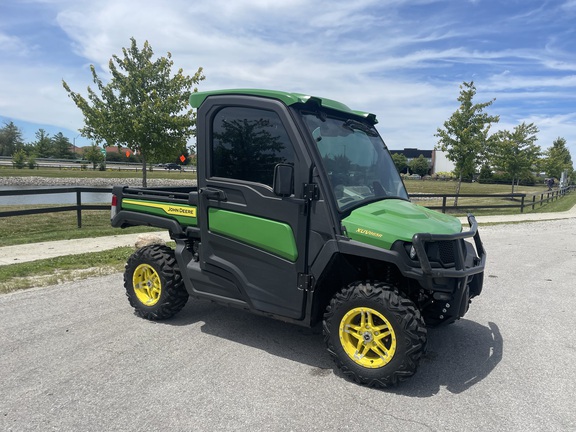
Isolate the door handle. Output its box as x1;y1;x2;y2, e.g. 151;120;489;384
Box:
200;187;227;201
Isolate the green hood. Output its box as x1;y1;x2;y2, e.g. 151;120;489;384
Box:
342;199;462;249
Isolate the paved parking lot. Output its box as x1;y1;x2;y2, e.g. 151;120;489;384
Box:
1;219;575;431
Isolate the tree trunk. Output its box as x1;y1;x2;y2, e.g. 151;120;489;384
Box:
141;155;147;188
511;178;515;194
453;172;462;206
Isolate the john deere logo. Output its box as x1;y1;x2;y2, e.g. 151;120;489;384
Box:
356;228;382;238
166;206;196;217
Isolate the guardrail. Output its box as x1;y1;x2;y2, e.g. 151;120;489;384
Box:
0;185;574;227
0;187;111;228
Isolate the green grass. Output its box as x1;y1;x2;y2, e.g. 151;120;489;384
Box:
529;189;576;213
403;179;544;195
404;179;573;216
0;247;134;294
0;208;157;247
0;166;197;180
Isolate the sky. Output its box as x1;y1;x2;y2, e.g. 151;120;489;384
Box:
1;0;576;162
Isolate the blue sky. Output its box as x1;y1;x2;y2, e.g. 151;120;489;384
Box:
1;0;576;162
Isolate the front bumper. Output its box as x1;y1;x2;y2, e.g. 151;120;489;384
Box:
411;214;486;280
403;214;486;324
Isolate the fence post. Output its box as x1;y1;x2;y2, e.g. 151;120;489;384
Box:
442;196;447;213
520;195;525;213
76;190;82;228
531;195;536;210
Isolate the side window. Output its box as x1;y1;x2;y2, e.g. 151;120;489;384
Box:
211;106;295;186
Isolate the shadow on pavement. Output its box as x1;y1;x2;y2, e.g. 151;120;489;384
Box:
392;320;503;396
162;299;503;395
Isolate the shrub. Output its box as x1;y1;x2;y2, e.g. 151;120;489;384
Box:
27;155;37;169
12;150;27;169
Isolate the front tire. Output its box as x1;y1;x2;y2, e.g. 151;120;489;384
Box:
124;245;188;320
323;281;426;388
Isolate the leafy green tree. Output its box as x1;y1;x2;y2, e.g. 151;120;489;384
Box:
52;132;74;159
62;37;205;187
83;144;105;170
542;137;573;179
12;149;27;168
27;154;37;169
478;163;493;182
0;122;24;156
409;154;430;177
435;81;499;205
492;122;541;193
33;129;53;158
391;153;408;174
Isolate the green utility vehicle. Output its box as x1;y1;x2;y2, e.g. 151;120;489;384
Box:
111;89;486;387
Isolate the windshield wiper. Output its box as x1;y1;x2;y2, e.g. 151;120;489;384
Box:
343;119;378;137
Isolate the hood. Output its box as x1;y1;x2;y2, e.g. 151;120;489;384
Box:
342;199;462;249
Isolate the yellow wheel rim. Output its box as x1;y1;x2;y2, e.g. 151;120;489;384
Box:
339;307;397;368
133;263;162;306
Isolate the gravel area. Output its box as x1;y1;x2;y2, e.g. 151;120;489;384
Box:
0;176;194;188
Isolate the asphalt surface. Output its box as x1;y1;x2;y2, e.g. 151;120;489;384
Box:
1;215;575;431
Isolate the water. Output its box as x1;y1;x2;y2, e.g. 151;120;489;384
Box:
0;186;112;206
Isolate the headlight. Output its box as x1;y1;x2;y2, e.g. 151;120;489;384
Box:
404;243;418;260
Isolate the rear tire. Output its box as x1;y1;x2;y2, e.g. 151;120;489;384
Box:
323;281;426;388
124;245;188;320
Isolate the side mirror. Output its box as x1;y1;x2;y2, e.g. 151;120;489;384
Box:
273;164;294;197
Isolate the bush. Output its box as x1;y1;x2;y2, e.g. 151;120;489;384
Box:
12;150;27;169
27;155;37;169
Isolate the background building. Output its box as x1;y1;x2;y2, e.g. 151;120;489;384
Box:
389;148;455;175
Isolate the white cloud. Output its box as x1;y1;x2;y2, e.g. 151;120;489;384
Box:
1;0;576;162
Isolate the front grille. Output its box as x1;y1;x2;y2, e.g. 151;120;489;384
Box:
425;240;465;268
437;241;455;265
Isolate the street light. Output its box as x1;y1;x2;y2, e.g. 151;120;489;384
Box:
73;134;81;158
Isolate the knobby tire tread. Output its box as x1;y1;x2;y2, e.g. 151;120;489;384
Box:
323;281;427;388
124;244;188;320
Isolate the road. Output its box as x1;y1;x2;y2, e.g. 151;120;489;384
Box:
1;220;575;432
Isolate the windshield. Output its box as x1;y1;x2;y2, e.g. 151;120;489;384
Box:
302;112;408;211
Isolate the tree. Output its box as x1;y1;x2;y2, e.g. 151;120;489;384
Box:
492;122;540;193
12;149;27;169
62;37;205;186
33;129;53;158
83;144;105;170
435;82;499;205
391;153;408;174
52;132;74;159
409;154;430;177
542;137;573;179
0;122;24;156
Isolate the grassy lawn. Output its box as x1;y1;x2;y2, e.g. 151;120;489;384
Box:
0;208;157;247
404;178;570;216
0;247;133;294
0;165;197;181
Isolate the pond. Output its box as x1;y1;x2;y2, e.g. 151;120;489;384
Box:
0;186;112;206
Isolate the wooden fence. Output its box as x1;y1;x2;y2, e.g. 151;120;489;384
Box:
411;186;575;213
0;187;111;228
0;185;574;228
